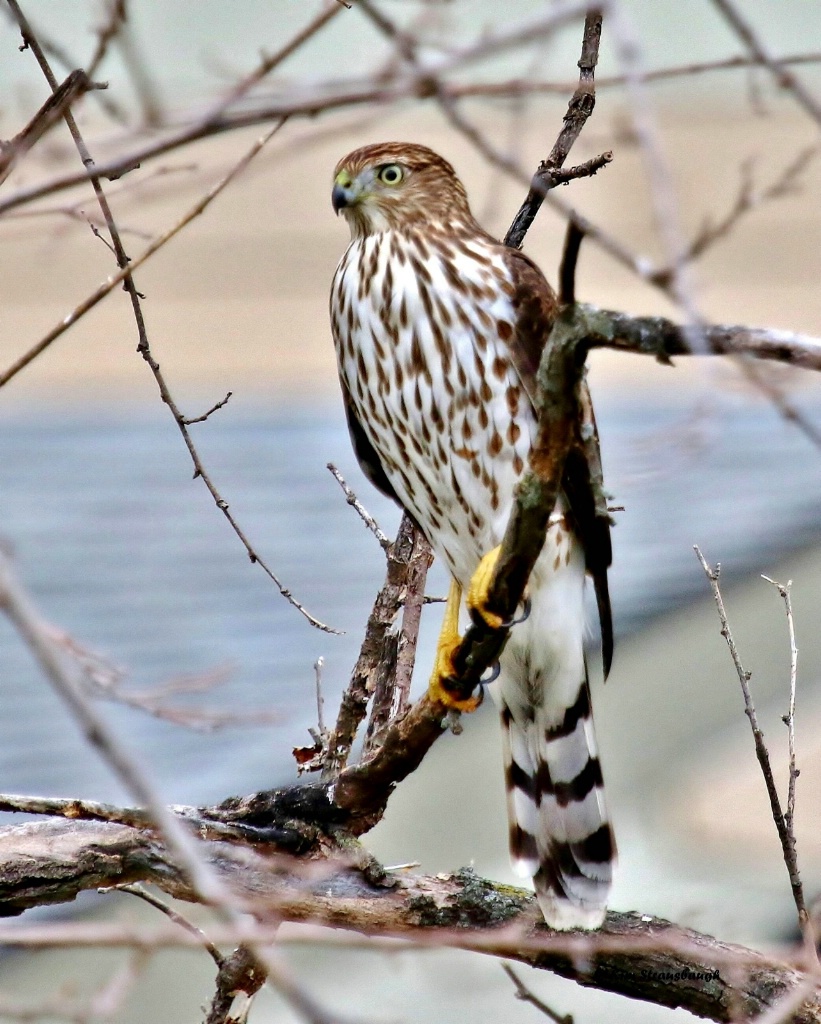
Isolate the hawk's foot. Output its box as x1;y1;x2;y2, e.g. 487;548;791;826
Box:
468;546;530;630
427;579;482;713
467;546;506;629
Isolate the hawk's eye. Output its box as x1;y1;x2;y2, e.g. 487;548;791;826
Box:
378;164;404;186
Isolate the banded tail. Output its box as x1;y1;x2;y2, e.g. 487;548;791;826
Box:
498;674;615;930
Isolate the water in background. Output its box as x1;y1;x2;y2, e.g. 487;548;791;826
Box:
1;391;819;811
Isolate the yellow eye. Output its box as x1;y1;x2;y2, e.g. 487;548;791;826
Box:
378;164;404;186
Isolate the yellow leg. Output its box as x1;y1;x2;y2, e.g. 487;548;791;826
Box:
428;580;482;712
467;545;506;629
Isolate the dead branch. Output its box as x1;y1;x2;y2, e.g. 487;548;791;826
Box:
505;10;603;249
448;51;821;98
503;964;574;1024
695;548;816;958
1;816;819;1024
5;2;339;638
0;69;102;184
0;116;343;634
327;463;391;552
321;512;431;780
710;0;821;127
761;575;800;833
204;944;267;1024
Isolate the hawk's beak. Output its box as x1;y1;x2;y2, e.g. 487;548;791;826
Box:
331;182;349;214
332;169;359;214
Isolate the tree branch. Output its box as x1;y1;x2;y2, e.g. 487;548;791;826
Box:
1;816;819;1023
505;10;603;249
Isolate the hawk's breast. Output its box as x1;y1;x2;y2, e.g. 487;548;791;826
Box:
331;227;537;586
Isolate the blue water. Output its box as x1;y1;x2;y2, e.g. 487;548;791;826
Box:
0;391;820;810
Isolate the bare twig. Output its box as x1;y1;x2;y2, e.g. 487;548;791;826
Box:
448;51;821;98
694;548;814;954
5;0;340;636
204;944;268;1024
181;391;233;425
651;145;821;287
505;10;603;249
0;69;101;184
112;882;224;966
0;540;344;1023
710;0;821;128
503;964;574;1024
322;513;429;780
314;656;327;737
606;1;705;353
0;536;238;906
559;219;586;305
85;0;127;79
0;115;339;632
327;463;391;552
46;627;272;732
761;575;800;832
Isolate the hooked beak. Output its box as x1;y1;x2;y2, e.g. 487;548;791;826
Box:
332;169;359;214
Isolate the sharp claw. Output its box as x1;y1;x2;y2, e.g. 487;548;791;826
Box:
508;597;531;627
480;661;501;685
487;597;531;631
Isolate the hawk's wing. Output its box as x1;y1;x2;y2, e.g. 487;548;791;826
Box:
340;377;401;505
501;247;614;677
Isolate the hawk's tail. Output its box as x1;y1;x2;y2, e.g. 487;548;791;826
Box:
499;675;615;930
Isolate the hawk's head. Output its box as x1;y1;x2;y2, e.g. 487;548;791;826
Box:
332;142;471;237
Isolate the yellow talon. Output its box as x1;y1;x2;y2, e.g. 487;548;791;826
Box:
467;546;506;629
428;580;482;713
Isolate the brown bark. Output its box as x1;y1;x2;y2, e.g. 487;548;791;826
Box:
0;817;818;1024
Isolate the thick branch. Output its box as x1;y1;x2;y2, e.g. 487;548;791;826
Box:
0;817;819;1023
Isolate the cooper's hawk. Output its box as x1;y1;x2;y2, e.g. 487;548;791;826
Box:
329;142;614;929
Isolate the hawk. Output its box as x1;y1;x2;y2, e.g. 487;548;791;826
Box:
329;142;614;929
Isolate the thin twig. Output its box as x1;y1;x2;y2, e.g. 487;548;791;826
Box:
651;145;821;287
5;0;340;636
85;0;127;79
0;529;240;907
606;1;705;354
181;391;233;425
0;69;101;184
694;547;813;952
204;945;269;1024
761;575;800;832
559;220;586;305
327;463;391;552
314;656;327;737
447;51;821;98
112;883;224;966
0;114;338;632
503;964;574;1024
710;0;821;128
505;10;604;249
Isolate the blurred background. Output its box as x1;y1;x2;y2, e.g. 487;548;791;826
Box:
1;1;821;1020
